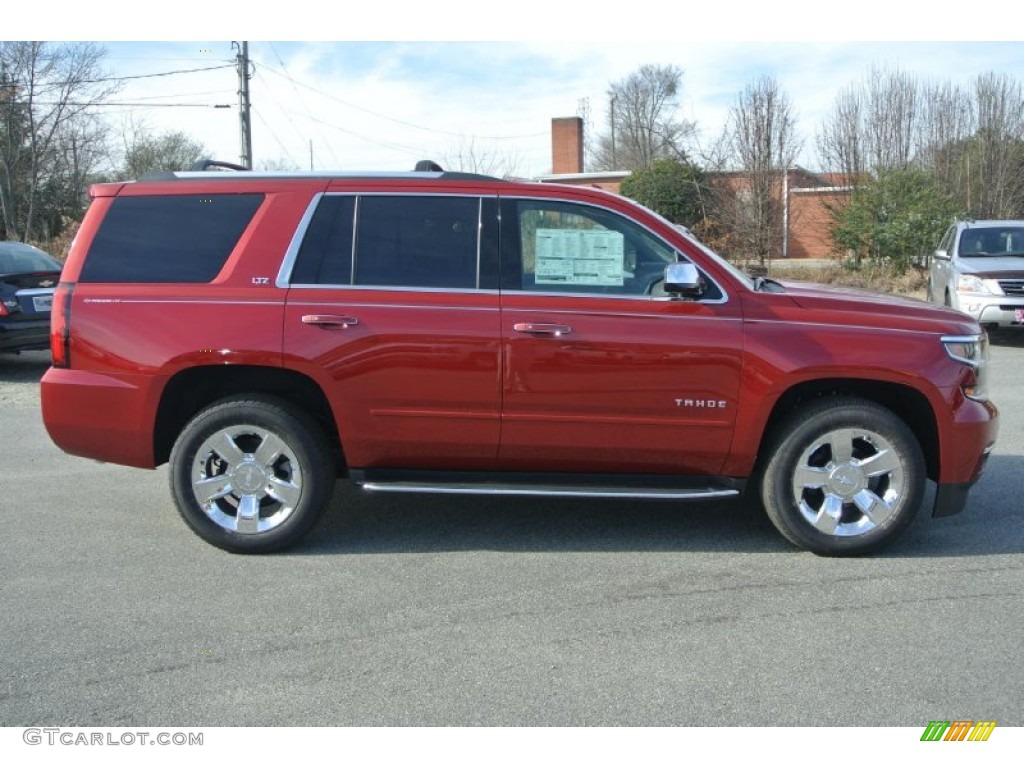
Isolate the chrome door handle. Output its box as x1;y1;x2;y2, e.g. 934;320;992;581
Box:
301;314;359;329
513;322;573;337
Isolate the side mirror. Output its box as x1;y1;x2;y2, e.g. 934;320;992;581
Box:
664;262;704;297
933;249;950;261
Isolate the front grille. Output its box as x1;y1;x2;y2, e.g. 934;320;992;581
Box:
998;279;1024;296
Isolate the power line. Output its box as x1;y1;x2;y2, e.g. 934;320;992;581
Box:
4;64;235;94
119;89;234;101
251;107;299;168
30;101;232;108
84;63;235;84
253;60;548;141
265;43;342;168
252;69;314;161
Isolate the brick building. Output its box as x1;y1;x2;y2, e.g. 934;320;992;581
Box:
536;117;852;260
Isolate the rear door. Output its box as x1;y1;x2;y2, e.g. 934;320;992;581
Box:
281;192;503;470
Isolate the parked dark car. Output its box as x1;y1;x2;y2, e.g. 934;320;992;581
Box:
0;241;62;354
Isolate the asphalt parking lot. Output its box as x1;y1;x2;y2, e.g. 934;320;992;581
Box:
1;336;1022;727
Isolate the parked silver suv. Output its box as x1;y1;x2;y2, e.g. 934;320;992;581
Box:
927;220;1024;329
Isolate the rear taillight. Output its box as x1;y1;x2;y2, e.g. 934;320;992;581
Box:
50;282;74;368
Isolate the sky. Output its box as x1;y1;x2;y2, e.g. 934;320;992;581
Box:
8;2;1022;177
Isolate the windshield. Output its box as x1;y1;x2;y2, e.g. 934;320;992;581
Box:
956;226;1024;257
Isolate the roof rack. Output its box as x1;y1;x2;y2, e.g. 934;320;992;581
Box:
136;158;507;183
189;159;250;172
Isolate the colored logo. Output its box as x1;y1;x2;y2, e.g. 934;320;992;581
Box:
920;720;996;741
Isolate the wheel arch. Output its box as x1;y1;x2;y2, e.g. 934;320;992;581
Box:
755;378;940;483
153;365;345;473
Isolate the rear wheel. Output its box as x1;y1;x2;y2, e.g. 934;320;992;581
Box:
760;398;925;556
169;396;335;553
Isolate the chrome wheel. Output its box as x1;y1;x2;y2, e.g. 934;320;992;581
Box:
191;425;303;534
791;427;905;537
170;396;335;553
760;397;925;555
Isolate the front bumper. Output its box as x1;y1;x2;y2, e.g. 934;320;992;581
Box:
956;293;1024;328
932;393;998;517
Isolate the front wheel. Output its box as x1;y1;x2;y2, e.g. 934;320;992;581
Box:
760;398;925;556
169;396;335;553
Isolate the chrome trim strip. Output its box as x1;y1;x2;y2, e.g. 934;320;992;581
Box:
286;285;500;295
360;483;740;500
111;299;283;306
499;306;741;322
476;197;483;290
276;193;323;288
501;289;728;305
351;196;360;285
286;301;498;312
167;171;449;180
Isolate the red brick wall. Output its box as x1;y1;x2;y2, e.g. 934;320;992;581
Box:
551;117;584;175
789;190;849;259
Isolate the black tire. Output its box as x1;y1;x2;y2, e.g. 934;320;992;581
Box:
169;395;335;553
760;397;925;556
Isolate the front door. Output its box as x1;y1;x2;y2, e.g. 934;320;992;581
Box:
497;197;744;476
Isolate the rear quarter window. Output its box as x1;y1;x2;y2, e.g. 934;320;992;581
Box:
79;194;264;283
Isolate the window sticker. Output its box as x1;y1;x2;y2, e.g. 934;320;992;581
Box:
534;229;625;286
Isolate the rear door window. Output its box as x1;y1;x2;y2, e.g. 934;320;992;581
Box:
289;194;484;290
355;196;479;289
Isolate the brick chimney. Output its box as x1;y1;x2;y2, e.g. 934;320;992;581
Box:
551;117;584;174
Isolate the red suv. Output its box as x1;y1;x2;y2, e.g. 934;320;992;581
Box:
41;165;998;555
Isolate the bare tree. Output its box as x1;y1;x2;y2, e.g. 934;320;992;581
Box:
817;66;920;178
917;80;973;202
440;136;523;179
117;119;207;179
0;41;116;241
718;75;800;265
817;84;866;180
918;73;1024;218
967;72;1024;217
254;157;301;172
863;66;919;172
592;64;695;171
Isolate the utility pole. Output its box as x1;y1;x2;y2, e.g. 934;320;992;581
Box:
609;95;617;169
233;41;253;169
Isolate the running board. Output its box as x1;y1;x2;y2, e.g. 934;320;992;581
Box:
350;470;743;501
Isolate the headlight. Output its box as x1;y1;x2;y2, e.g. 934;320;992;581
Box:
942;333;990;401
956;274;1001;294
